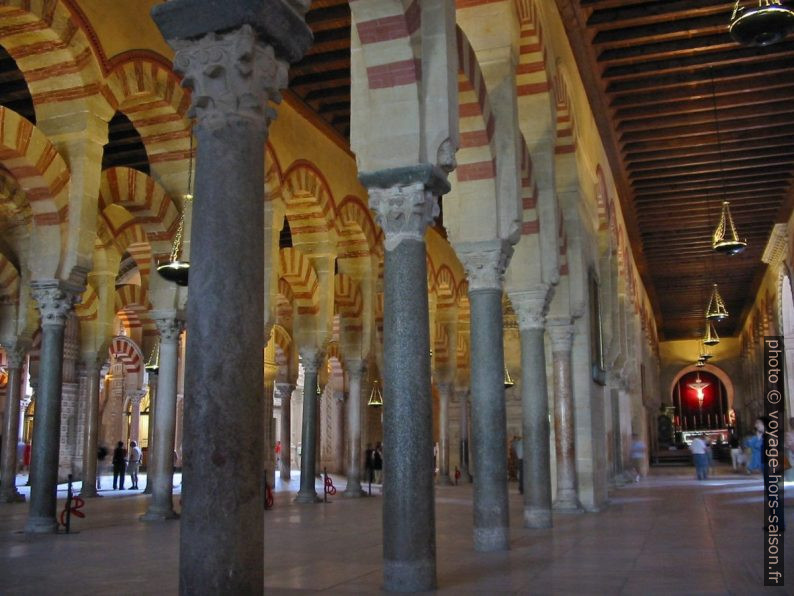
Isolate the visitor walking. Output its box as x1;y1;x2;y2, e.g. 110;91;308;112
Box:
746;426;763;474
373;442;383;484
96;444;108;490
729;432;742;471
511;436;524;493
629;433;646;482
128;440;142;489
364;443;374;484
112;441;127;490
690;434;709;480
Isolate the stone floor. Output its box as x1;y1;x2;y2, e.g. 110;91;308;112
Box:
0;465;791;594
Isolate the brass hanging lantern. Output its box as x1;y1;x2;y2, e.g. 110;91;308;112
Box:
703;320;721;346
503;363;514;389
157;132;193;286
705;284;729;321
367;379;383;407
695;359;706;368
712;201;747;255
144;341;160;374
730;0;794;46
698;340;713;362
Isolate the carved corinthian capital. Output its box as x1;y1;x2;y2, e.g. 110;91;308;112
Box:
456;240;514;292
299;346;324;374
31;285;76;328
367;182;438;251
154;317;184;343
173;24;288;132
510;284;553;331
547;319;574;353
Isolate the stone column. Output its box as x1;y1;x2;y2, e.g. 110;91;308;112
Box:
152;2;310;591
276;382;293;481
296;347;322;503
343;358;366;497
457;387;472;483
143;371;158;494
25;284;76;533
548;320;581;512
436;382;453;485
141;316;182;521
1;345;27;503
511;289;553;528
361;167;448;592
128;391;144;444
459;241;512;552
79;358;103;498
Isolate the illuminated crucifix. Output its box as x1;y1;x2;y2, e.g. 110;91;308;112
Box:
688;372;710;426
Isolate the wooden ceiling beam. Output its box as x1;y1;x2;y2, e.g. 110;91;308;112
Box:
587;0;728;28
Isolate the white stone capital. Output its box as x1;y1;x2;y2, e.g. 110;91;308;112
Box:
299;346;324;374
31;284;77;328
154;317;184;343
510;284;553;330
547;320;574;353
174;24;289;132
275;382;294;399
4;344;28;369
367;182;438;251
345;358;367;379
457;240;514;292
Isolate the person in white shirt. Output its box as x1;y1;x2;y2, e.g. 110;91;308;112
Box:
690;435;708;480
127;440;143;490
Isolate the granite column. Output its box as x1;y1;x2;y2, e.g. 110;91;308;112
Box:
143;371;158;494
436;382;453;485
511;289;553;528
276;382;293;481
296;347;322;503
459;241;512;551
457;387;472;482
25;284;76;533
141;316;182;521
79;358;102;498
0;345;27;502
548;320;581;511
343;359;366;497
362;168;447;591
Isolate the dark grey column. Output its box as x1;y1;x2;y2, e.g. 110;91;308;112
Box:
296;347;322;503
459;241;513;552
25;284;76;533
436;382;453;485
343;359;366;497
548;320;582;512
79;358;102;498
152;4;310;593
143;372;158;494
457;387;472;483
511;288;553;528
0;345;27;503
277;382;293;481
362;168;448;591
609;381;625;487
141;316;182;521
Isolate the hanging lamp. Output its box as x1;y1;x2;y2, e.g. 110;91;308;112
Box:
695;358;706;368
367;379;383;407
730;0;794;46
157;131;193;286
503;363;514;389
712;201;747;255
144;341;160;374
698;340;713;362
703;320;721;347
705;284;729;321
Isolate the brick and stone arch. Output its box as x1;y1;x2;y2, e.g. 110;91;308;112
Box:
0;251;20;304
281;161;336;249
278;247;320;317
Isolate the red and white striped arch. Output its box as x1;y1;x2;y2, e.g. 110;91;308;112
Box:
519;139;540;237
0;106;69;226
337;195;381;261
281;161;336;247
515;0;551;98
552;67;576;155
109;335;143;375
0;252;20;305
0;2;103;115
278;247;320;316
115;284;149;335
334;273;363;322
75;282;98;322
435;265;458;310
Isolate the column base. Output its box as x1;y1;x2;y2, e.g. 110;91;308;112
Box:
24;516;58;534
143;486;153;495
436;474;453;486
80;486;99;499
294;490;321;504
523;507;552;529
0;490;25;503
553;497;583;513
473;526;510;552
140;509;180;522
342;485;367;498
383;558;436;592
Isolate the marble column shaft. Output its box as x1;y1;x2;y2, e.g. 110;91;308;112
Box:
1;347;26;503
141;318;182;521
549;322;581;511
143;373;158;494
343;359;366;497
363;173;443;592
296;348;322;503
277;383;292;481
437;383;452;485
468;287;510;551
26;286;74;533
79;360;102;498
458;389;472;482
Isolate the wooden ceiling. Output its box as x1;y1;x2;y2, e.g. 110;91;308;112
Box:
290;0;351;138
556;0;794;339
